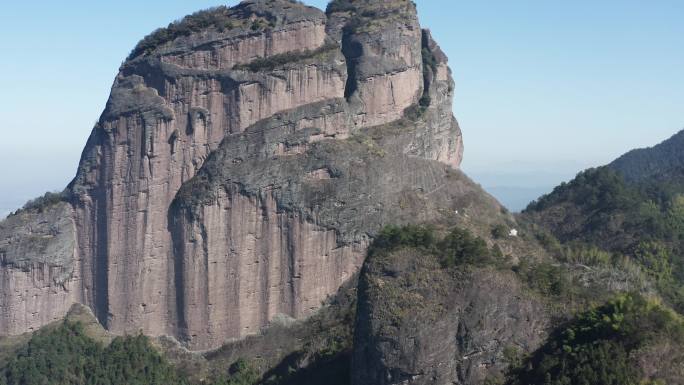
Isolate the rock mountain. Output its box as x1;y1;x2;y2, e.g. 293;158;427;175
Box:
0;0;467;350
2;2;682;385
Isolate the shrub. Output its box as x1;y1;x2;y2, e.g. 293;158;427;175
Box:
559;243;613;266
369;224;437;256
212;359;260;385
418;94;431;108
403;104;427;121
491;224;508;239
502;345;523;368
233;42;339;72
326;0;356;14
507;293;684;385
1;321;188;385
439;227;490;268
19;190;68;213
129;7;234;59
513;260;569;298
632;241;673;281
421;47;437;74
524;165;684;313
534;231;562;254
418;34;438;108
127;6;278;60
369;225;500;269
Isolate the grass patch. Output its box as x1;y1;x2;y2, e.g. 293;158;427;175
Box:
128;7;274;60
233;43;339;72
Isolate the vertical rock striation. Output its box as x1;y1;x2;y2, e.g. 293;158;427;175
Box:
0;0;465;349
0;202;80;335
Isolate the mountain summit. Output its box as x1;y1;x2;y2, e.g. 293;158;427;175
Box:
609;129;684;183
0;0;469;350
2;2;683;385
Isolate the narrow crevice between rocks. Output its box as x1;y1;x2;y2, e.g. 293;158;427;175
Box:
419;29;437;108
341;26;362;100
168;204;189;342
94;189;110;329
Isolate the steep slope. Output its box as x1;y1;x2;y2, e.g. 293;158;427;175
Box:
0;0;465;349
68;0;346;344
168;119;481;349
0;202;77;335
352;244;549;385
349;217;684;385
525;129;684;246
524;130;684;311
506;293;684;385
610;129;684;182
1;3;681;384
342;127;684;385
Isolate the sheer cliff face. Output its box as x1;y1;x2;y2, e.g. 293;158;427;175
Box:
352;249;549;385
0;202;80;335
0;0;463;349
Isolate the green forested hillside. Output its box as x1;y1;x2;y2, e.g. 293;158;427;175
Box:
360;225;684;385
517;131;684;384
0;322;262;385
524;166;684;312
609;130;684;183
0;322;186;385
506;293;684;385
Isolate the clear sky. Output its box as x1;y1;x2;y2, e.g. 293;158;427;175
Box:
0;0;682;215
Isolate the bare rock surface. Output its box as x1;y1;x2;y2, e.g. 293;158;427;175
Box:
0;0;465;350
352;248;549;385
0;202;80;335
168;97;493;348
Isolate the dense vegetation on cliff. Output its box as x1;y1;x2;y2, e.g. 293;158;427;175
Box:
506;293;684;385
516;131;684;384
0;322;186;385
0;321;264;385
526;166;684;250
127;5;276;59
370;224;574;299
369;224;496;268
129;6;234;59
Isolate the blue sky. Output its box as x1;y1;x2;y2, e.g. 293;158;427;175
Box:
0;0;682;214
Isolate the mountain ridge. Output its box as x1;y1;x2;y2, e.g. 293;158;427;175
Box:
523;127;684;314
1;1;682;385
609;128;684;182
0;0;466;349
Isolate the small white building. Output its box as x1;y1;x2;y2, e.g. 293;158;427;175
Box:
509;228;518;237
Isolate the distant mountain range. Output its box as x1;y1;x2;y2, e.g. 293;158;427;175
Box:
483;185;552;212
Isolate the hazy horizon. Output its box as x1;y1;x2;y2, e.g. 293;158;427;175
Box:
1;0;682;216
